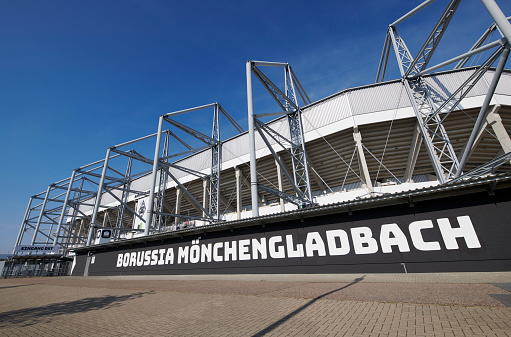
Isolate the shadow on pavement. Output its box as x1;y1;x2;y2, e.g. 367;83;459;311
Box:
252;276;365;337
0;291;154;327
0;284;35;290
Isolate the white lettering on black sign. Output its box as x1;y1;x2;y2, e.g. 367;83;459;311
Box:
116;216;481;268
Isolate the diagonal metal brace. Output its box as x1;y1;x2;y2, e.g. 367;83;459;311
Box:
254;121;308;201
258;184;308;207
159;165;213;221
251;65;299;112
163;117;218;146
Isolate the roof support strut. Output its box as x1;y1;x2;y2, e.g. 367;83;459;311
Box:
247;60;315;216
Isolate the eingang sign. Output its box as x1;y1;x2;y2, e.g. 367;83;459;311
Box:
15;245;58;254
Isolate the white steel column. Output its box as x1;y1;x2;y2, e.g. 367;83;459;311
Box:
144;115;164;236
456;46;510;177
13;197;33;252
246;61;259;216
54;169;77;246
32;185;52;245
480;0;511;45
86;148;112;246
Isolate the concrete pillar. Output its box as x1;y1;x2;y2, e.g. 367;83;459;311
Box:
353;127;373;192
275;158;286;212
202;179;208;218
235;167;242;220
175;188;182;226
404;123;422;183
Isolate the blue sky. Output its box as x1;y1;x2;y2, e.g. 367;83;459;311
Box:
1;0;510;253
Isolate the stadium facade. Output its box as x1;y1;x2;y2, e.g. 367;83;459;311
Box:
4;0;511;277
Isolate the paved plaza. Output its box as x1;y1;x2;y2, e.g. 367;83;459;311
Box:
1;272;511;336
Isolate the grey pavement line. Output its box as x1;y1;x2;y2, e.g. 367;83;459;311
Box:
76;271;511;283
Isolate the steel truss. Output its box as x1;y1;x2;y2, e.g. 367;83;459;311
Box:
12;0;511;258
147;103;243;233
377;0;511;184
15;103;243;254
15;154;123;255
83;131;177;245
246;61;316;216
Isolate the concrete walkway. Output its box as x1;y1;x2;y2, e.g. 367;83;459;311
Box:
1;272;511;336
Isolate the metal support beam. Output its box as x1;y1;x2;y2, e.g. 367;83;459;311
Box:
102;187;144;223
13;197;33;252
456;22;499;69
160;166;212;219
424;47;504;124
249;61;313;205
258;184;305;207
144;115;164;236
210;104;221;222
155;131;170;230
389;27;459;183
116;155;133;231
458;105;498;161
391;0;437;27
306;157;329;194
219;194;235;213
32;185;52;245
481;0;511;45
254;122;308;201
53;169;77;246
412;39;505;78
86;147;112;246
455;16;511;69
459;104;511;168
456;45;510;177
247;61;259;217
449;151;511;183
376;33;392;83
404;0;460;78
163;117;217;146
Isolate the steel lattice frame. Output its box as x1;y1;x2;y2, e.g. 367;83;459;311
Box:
11;0;511;259
246;61;315;215
150;103;243;228
377;0;511;183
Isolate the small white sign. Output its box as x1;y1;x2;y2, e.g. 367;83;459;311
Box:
15;245;59;253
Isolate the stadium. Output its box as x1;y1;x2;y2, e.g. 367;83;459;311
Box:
3;0;511;277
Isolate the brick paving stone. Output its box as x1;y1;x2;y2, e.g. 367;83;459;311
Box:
1;275;511;336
